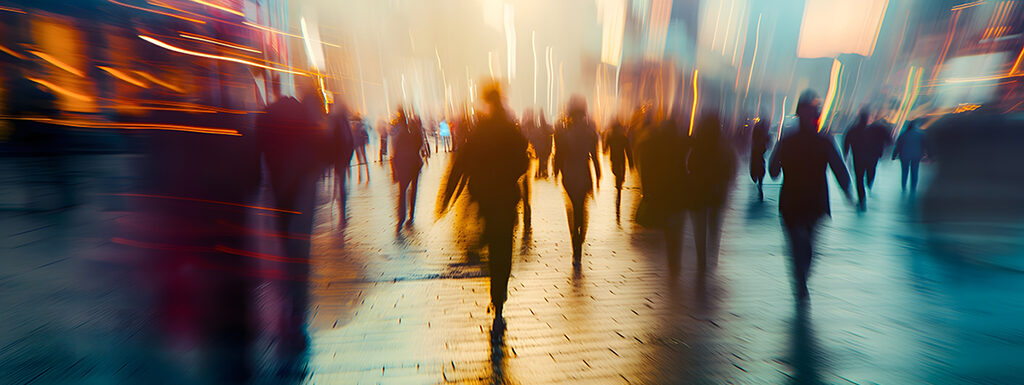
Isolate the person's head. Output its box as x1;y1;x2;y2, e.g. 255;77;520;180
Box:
795;89;821;133
566;95;587;119
480;81;505;116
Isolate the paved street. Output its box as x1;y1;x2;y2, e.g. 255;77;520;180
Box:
2;152;1024;384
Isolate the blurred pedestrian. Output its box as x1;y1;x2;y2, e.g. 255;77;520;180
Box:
605;117;632;220
749;116;771;201
843;108;893;210
768;90;852;302
892;118;926;194
377;117;389;162
330;105;355;224
554;96;601;262
351;114;371;183
390;107;424;232
633;109;690;273
533;111;554;178
688;114;736;271
437;83;528;318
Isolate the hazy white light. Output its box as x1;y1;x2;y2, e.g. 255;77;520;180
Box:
797;0;889;58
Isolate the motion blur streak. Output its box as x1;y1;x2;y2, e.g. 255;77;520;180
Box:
29;51;86;77
111;193;301;214
139;35;308;76
178;32;262;54
187;0;244;17
25;77;94;102
131;70;186;93
98;66;149;88
107;0;206;24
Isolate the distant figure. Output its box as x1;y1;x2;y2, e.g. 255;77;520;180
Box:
892;119;926;194
437;83;528;318
329;106;355;223
633;111;690;273
768;90;852;302
377;117;389;162
553;96;601;262
843;108;893;210
351;115;371;183
532;112;554;178
749;117;771;201
688;114;736;271
390;108;424;232
604;118;632;220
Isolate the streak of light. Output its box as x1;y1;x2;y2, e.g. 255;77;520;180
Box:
722;0;735;55
1011;44;1024;75
689;69;698;136
148;0;207;19
139;35;308;76
953;103;981;113
504;3;516;80
892;67;922;137
115;98;258;114
26;77;94;102
111;193;300;214
29;51;85;77
952;0;985;10
778;96;787;142
132;70;185;93
179;32;261;53
488;51;496;79
242;21;340;48
532;31;538;106
0;44;26;60
214;245;310;264
944;73;1023;83
108;0;205;24
0;5;25;13
98;66;149;88
818;59;842;132
187;0;244;16
745;14;762;99
14;116;241;135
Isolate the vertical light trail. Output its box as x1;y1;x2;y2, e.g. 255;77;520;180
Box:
689;69;699;136
778;96;787;141
532;31;538;106
745;13;762;98
818;58;842;132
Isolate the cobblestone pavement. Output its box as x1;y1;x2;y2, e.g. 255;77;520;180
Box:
2;153;1023;384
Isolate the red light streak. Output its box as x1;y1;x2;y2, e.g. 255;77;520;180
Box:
214;245;310;264
111;193;301;214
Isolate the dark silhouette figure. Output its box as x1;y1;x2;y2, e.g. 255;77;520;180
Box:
633;110;690;274
377;117;389;162
768;90;852;301
390;108;425;232
437;84;528;317
749;117;771;201
605;118;633;220
843;109;892;210
330;106;355;225
688;114;736;271
554;96;601;262
892;118;926;194
256;80;332;360
532;112;554;178
352;115;371;183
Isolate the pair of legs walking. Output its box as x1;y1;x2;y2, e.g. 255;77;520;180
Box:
853;159;879;210
783;218;818;301
900;159;920;194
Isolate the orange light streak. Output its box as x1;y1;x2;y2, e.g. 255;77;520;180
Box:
139;35;308;76
241;21;341;48
933;10;960;81
29;51;85;77
18;117;241;136
108;0;205;24
0;44;26;60
188;0;244;17
689;69;698;136
132;70;186;93
111;193;300;214
98;66;149;88
1010;44;1024;75
819;59;842;132
952;0;985;10
26;77;94;102
0;5;25;13
179;32;261;53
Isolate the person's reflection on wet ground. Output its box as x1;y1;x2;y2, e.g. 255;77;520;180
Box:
488;314;509;385
553;95;601;264
604;117;632;222
768;90;852;302
437;82;528;319
688;114;736;272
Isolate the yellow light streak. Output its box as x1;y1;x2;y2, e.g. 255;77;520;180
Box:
26;77;94;102
952;0;985;10
179;32;261;53
108;0;205;24
132;70;186;93
689;69;698;136
242;21;341;48
29;51;85;77
98;66;149;88
139;35;308;76
187;0;244;17
0;5;25;13
17;117;240;136
818;59;842;132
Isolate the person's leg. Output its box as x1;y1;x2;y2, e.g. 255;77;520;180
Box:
521;176;532;228
854;164;867;209
708;205;724;263
396;179;409;231
756;176;764;201
664;213;683;275
693;207;708;271
407;173;419;224
866;159;878;190
909;160;920;194
486;208;515;316
784;220;814;300
900;159;909;192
